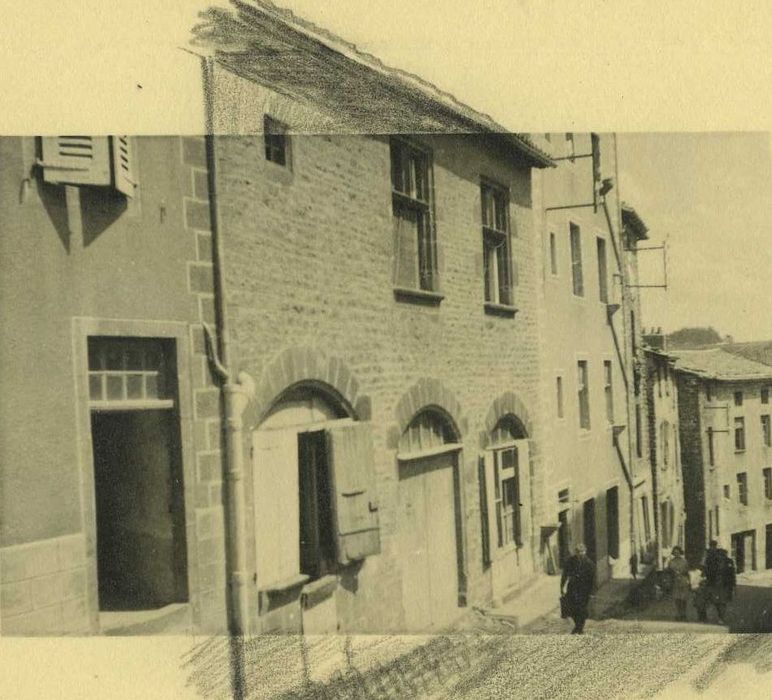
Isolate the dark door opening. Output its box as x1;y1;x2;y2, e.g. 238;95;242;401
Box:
558;509;571;569
766;524;772;570
731;530;756;574
91;409;188;610
298;430;336;581
606;487;619;559
583;498;597;563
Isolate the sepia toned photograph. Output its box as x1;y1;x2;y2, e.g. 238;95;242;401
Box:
1;1;771;698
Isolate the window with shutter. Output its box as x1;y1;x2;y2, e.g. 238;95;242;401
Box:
111;136;136;198
40;135;136;197
40;136;111;187
326;422;380;564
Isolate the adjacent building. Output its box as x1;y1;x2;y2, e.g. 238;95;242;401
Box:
535;137;653;585
643;334;685;567
671;344;772;570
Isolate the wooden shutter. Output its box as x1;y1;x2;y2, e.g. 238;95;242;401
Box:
478;456;491;567
513;439;529;546
40;136;111;186
326;423;380;564
252;429;300;587
111;136;136;197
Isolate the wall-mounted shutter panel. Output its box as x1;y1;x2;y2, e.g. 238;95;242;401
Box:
252;429;300;588
478;456;491;568
111;136;136;198
40;136;111;186
326;423;380;564
514;440;529;546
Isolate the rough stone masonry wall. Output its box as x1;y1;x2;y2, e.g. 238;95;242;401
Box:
676;374;706;565
181;136;229;634
215;132;543;633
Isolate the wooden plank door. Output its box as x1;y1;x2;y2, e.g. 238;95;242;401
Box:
398;459;432;631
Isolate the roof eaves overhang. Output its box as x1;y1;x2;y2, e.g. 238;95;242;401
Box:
223;0;555;169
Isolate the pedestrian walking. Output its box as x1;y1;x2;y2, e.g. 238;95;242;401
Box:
666;546;690;621
560;543;596;634
700;541;736;624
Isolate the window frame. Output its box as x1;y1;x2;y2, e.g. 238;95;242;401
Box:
390;137;440;298
556;375;565;419
603;360;614;424
735;416;746;452
481;179;515;311
490;444;523;550
577;360;591;430
737;472;749;506
263;115;290;168
734;390;744;407
763;467;772;500
569;223;584;297
596;236;608;303
762;414;771;448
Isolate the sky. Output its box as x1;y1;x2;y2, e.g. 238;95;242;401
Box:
2;0;771;340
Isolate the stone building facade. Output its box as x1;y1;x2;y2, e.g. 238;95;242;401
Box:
671;345;772;570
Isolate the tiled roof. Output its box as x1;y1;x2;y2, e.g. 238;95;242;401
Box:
669;346;772;381
722;341;772;368
195;1;555;167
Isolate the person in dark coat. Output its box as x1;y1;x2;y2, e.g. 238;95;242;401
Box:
701;541;736;624
560;543;596;634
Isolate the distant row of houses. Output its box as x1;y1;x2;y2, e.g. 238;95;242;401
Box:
1;0;769;637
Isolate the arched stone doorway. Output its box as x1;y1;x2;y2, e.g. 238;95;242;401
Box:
396;407;464;631
252;382;380;633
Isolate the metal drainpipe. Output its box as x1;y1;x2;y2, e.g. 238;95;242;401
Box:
612;132;638;574
202;56;253;639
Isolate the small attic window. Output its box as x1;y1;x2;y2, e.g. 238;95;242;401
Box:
264;115;289;167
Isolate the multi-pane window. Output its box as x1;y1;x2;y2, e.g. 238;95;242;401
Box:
762;387;769;404
734;391;743;407
577;360;590;430
390;139;438;293
762;415;771;447
596;237;608;303
481;182;513;306
88;337;172;407
662;421;670;467
604;360;613;423
735;417;746;451
549;232;558;275
264;115;289;167
737;472;748;506
493;447;522;548
556;376;564;418
569;223;584;296
764;468;772;500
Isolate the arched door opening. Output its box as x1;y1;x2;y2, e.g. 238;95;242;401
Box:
396;408;463;631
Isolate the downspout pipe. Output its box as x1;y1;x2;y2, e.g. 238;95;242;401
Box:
202;55;253;639
610;133;637;576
